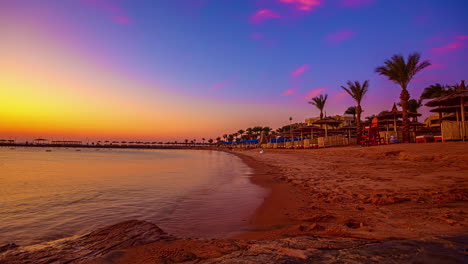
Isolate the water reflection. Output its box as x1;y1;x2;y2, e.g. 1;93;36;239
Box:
0;148;266;245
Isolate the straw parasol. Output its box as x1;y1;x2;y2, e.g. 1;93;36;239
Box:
378;103;421;134
425;80;467;141
338;125;356;142
313;118;341;139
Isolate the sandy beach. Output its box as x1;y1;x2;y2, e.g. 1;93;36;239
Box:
1;143;467;263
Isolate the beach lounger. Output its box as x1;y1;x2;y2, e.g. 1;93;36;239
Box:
416;135;434;143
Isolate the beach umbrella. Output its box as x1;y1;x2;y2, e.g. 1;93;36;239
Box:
312;118;341;140
378;103;421;134
425;80;467;141
338;125;356;142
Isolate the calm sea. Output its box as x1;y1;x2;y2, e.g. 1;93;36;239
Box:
0;147;266;246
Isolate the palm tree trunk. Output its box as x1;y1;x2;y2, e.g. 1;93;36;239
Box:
320;111;323;120
400;89;410;143
356;105;362;144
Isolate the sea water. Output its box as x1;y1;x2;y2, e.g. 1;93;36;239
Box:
0;147;266;246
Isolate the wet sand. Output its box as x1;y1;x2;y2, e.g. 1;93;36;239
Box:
1;142;467;263
231;142;468;240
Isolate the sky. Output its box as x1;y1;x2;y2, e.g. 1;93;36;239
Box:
1;0;467;142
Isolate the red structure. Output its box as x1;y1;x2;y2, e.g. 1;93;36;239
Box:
361;117;382;146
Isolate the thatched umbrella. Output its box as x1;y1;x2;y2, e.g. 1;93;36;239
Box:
291;125;323;140
426;80;467;141
313;118;341;139
378;103;421;134
338;125;356;142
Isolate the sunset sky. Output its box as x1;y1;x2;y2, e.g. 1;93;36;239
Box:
1;0;467;141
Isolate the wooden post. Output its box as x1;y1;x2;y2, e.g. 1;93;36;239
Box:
461;97;466;142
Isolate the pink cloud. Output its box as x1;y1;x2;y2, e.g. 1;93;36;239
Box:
325;30;356;44
210;81;230;91
281;89;296;96
82;0;131;25
431;42;464;53
413;74;435;83
291;64;310;77
457;35;468;40
278;0;322;12
250;9;281;23
335;91;348;98
339;0;375;7
427;63;446;70
304;87;329;100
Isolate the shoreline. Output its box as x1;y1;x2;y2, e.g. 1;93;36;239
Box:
1;143;467;263
226;150;313;240
229;143;468;240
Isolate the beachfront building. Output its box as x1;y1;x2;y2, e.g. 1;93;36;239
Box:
304;115;354;128
0;139;15;145
51;141;83;146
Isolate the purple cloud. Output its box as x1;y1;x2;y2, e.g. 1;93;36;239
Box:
290;64;310;77
339;0;375;8
250;9;281;24
431;42;464;53
281;89;296;96
304;87;329;100
278;0;322;12
82;0;131;25
325;30;356;44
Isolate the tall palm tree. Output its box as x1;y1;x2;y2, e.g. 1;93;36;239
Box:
202;138;205;145
237;129;245;139
375;53;430;142
344;106;357;123
420;83;455;101
308;94;328;120
398;99;422;113
262;126;272;135
341;80;369;141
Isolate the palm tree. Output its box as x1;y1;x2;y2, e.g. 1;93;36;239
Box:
216;137;221;143
208;139;213;144
308;94;328;119
184;139;188;146
344;106;357;123
398;99;422;113
420;83;446;100
375;53;430;142
341;80;369;141
237;129;245;139
420;83;455;101
202;138;205;145
262;126;272;135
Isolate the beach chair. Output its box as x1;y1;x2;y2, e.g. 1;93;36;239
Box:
416;135;434;143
